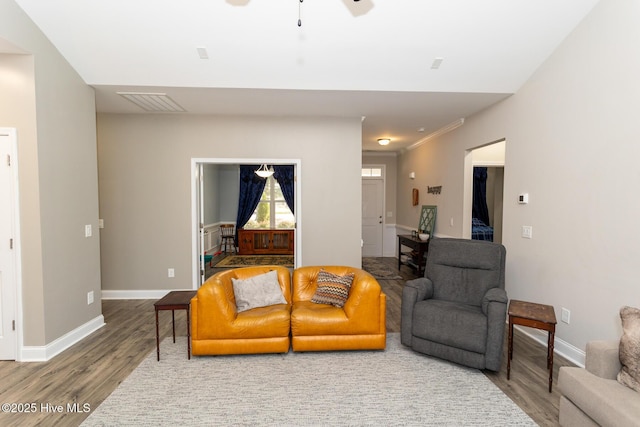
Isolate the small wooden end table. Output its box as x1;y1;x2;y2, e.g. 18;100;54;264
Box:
507;299;557;392
397;234;430;276
154;290;197;361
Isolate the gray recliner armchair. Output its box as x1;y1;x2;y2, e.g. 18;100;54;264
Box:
401;238;507;371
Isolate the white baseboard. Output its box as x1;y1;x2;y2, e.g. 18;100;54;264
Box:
101;289;196;300
514;325;585;368
20;315;105;362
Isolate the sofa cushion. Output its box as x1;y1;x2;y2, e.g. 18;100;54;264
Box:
232;270;287;313
617;306;640;392
310;269;354;308
559;366;640;426
411;299;487;353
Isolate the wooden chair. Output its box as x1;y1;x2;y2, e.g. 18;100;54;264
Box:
220;224;236;254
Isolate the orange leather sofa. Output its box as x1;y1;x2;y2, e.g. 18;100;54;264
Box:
291;266;386;352
191;266;292;355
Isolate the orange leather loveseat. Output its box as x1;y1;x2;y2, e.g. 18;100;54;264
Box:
291;266;386;352
191;266;292;355
191;265;386;355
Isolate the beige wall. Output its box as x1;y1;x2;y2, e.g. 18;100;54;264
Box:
97;114;362;291
397;0;640;352
1;1;101;347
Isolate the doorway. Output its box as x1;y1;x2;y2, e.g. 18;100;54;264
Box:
0;128;20;360
463;140;505;243
361;165;385;257
191;158;302;288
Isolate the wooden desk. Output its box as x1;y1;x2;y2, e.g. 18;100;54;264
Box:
397;234;429;276
507;299;557;392
154;290;197;361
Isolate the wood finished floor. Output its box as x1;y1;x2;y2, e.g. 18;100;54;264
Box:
0;257;573;426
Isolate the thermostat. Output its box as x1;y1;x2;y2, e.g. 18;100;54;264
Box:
518;193;529;204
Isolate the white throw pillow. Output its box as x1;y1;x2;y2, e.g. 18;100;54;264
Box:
232;270;287;313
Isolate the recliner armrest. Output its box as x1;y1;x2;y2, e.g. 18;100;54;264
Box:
481;288;507;314
404;277;434;302
400;278;433;347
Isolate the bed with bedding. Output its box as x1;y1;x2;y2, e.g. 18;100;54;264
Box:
471;217;494;241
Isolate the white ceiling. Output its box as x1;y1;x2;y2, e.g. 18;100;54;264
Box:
12;0;600;152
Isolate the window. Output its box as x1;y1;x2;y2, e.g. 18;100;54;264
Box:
244;176;295;229
361;167;382;177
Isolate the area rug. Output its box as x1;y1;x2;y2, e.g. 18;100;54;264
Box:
362;257;403;279
214;255;294;268
81;334;535;426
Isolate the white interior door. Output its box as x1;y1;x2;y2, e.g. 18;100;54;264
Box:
0;129;18;360
362;179;384;257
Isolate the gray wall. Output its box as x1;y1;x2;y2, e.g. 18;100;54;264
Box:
217;164;239;223
203;163;239;225
0;1;101;346
397;0;640;352
202;163;219;225
97;114;362;291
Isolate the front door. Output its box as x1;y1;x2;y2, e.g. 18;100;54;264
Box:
362;178;384;257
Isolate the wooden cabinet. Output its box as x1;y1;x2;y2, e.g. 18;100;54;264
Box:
238;229;294;255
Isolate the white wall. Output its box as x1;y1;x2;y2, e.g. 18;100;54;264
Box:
97;114;362;292
396;0;640;357
472;140;505;166
0;0;101;350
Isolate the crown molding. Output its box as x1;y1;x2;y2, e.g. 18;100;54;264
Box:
404;118;465;152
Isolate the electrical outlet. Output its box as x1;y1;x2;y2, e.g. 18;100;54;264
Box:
561;307;570;324
85;224;92;238
87;291;94;305
168;268;175;278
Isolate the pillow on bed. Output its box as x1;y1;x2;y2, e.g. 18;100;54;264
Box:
232;270;286;313
617;306;640;392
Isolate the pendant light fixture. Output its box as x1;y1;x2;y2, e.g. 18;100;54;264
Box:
255;164;274;178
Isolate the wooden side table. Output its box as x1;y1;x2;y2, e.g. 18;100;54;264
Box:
507;299;557;392
397;234;429;276
154;290;197;361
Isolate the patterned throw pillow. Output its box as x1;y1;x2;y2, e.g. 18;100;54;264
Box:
617;306;640;392
310;270;355;308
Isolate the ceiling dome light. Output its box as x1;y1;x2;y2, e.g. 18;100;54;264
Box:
378;138;391;146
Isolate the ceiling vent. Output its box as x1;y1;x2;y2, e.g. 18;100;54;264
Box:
116;92;186;112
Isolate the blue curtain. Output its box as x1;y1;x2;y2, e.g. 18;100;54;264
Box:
273;165;294;214
235;165;267;234
472;167;490;226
